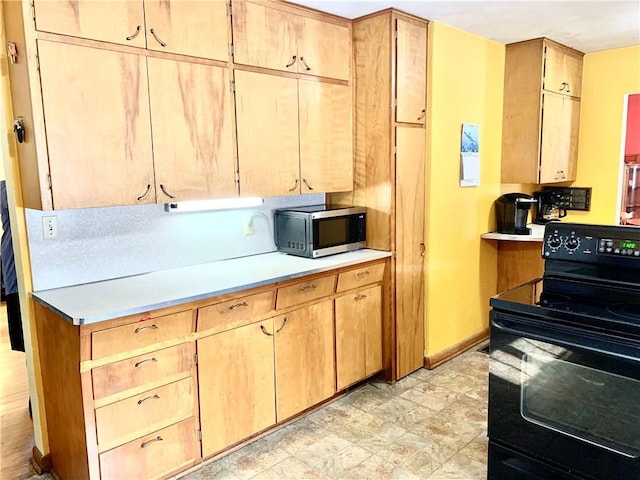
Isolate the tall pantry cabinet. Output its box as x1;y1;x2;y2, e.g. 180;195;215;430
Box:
330;10;427;380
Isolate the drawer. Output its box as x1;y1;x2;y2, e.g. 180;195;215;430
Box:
91;310;193;360
276;274;336;310
99;417;199;480
95;377;194;452
92;343;194;402
336;262;386;292
197;290;274;333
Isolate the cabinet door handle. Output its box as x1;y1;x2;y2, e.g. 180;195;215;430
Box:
149;28;167;47
356;270;370;279
159;184;176;199
229;301;248;311
134;324;158;334
288;179;299;192
260;325;274;336
140;436;163;448
137;394;160;405
417;109;426;121
420;243;425;257
134;357;158;368
299;56;311;71
137;184;152;201
300;283;317;292
355;294;367;301
285;55;297;68
126;25;141;41
559;82;571;93
276;317;288;333
302;178;314;191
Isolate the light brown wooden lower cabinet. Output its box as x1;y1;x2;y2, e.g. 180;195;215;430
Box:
99;418;200;480
335;285;383;390
198;320;277;457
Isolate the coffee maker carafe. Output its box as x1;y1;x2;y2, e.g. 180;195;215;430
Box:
495;193;537;235
533;191;567;224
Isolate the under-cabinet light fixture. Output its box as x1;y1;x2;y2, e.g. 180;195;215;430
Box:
165;197;263;213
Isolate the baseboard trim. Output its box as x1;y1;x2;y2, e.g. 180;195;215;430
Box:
31;445;52;474
424;328;489;370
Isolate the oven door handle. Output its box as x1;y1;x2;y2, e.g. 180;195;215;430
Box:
492;316;640;364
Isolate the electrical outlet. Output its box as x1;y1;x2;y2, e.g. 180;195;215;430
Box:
42;216;58;240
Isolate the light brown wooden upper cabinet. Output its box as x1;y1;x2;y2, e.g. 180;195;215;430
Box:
235;70;353;196
395;18;427;125
543;43;583;98
38;40;155;209
33;0;229;61
147;58;237;201
232;0;350;81
501;38;584;184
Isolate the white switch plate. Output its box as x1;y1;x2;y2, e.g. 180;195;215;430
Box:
42;216;58;239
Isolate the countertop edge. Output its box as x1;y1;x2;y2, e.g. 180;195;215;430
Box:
31;249;392;325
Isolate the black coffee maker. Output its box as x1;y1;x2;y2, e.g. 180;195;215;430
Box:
533;191;568;224
495;193;537;235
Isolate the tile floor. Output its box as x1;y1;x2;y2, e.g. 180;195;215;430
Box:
177;347;489;480
27;346;489;480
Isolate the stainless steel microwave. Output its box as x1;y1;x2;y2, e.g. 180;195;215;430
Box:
274;205;366;258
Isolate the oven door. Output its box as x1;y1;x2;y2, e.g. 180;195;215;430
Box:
489;311;640;480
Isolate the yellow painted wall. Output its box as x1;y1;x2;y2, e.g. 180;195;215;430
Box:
425;22;505;356
565;45;640;225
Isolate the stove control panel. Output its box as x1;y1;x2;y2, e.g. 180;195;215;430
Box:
542;223;640;264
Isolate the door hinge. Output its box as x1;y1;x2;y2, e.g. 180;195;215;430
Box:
30;1;36;21
35;54;40;72
394;29;398;39
228;43;234;57
230;80;236;93
193;352;198;365
234;171;240;183
46;174;52;190
226;1;232;16
392;98;397;107
197;429;202;441
393;145;397;155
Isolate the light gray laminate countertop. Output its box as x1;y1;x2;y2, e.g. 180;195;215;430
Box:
481;224;546;242
32;249;392;325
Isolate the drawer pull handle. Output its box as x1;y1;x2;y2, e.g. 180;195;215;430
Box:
134;357;158;368
285;55;297;68
260;325;274;336
276;317;288;334
229;301;248;311
134;324;158;334
300;283;317;292
356;271;370;279
149;28;167;47
126;25;141;41
137;394;160;405
141;436;163;448
355;294;368;301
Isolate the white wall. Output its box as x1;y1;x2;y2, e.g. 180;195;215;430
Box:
27;194;324;291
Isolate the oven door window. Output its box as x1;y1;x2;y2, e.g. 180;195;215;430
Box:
521;352;640;458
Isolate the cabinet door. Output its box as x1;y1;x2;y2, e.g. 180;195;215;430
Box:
297;16;350;80
274;301;335;421
232;1;298;73
539;94;580;183
38;40;155;209
335;285;382;390
395;18;427;124
395;127;425;379
235;70;300;196
198;321;276;457
33;0;146;48
144;0;229;60
147;58;236;201
544;44;583;98
298;80;353;193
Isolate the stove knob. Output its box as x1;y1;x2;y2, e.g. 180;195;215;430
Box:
547;235;562;249
566;237;580;251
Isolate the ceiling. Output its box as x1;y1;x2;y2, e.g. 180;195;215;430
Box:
287;1;640;53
